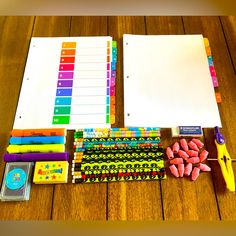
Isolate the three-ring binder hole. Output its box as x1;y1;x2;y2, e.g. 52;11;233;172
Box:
26;78;29;81
127;76;129;79
19;116;22;119
126;42;128;45
127;113;130;116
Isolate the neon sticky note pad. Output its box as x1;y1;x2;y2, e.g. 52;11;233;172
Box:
13;36;113;129
123;34;221;128
33;161;69;184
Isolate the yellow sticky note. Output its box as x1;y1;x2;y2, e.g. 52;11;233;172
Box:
33;161;68;184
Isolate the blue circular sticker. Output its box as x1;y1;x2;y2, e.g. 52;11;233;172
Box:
6;168;27;190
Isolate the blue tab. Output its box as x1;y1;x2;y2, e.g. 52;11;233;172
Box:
111;62;116;70
106;97;110;104
208;56;214;66
55;97;72;105
56;89;72;96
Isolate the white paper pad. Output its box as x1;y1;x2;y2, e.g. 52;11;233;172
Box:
13;37;112;129
123;34;222;128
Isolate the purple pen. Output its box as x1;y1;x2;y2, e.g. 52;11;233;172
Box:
3;152;69;162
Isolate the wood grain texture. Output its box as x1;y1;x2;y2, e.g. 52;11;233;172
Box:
220;16;236;73
107;16;163;220
146;16;219;220
52;17;108;220
0;16;54;220
183;16;236;220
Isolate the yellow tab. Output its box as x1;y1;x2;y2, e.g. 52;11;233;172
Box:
62;42;76;48
203;38;209;47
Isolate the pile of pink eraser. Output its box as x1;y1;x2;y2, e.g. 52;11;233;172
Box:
166;138;211;181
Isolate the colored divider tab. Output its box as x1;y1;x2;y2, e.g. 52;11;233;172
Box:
62;42;76;48
107;56;110;62
208;56;214;66
107;71;110;78
106;115;110;123
112;48;117;55
110;106;115;114
106;88;110;95
106;97;110;104
205;47;211;56
59;64;75;71
53;116;70;124
110;96;115;104
106;106;110;113
209;66;216;76
111;71;116;78
215;92;222;103
111;62;116;70
57;80;73;87
58;72;74;79
107;64;110;70
54;106;71;115
107;80;110;86
60;57;75;63
110;115;115;124
112;41;117;48
107;41;110;47
111;77;115;86
61;49;76;56
56;89;72;96
110;87;115;96
212;76;219;87
55;97;72;105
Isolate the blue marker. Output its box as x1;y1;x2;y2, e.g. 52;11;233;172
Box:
9;136;66;145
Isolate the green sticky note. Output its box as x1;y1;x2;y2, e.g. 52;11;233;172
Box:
54;106;71;115
53;116;70;124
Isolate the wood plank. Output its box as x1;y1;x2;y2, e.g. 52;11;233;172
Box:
220;16;236;72
183;16;236;220
146;16;219;220
107;16;163;220
52;17;108;220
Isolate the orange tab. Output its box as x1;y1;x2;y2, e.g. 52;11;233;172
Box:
62;42;76;48
61;49;76;56
110;96;115;104
215;92;222;103
107;48;110;54
205;47;211;56
107;56;110;62
110;106;115;115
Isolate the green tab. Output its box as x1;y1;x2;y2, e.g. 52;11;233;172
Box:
54;106;71;115
112;41;117;48
106;106;110;113
106;115;110;123
53;116;70;124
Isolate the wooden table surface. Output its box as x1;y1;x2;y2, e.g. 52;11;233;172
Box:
0;16;236;220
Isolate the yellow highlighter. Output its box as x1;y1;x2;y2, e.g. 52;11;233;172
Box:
7;144;65;153
215;127;235;192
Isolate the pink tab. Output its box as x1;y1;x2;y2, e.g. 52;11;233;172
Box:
110;87;115;96
59;64;74;71
212;76;219;87
58;72;74;79
111;78;116;86
209;66;216;76
107;63;110;70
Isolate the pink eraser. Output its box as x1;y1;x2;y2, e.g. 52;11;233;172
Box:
186;157;200;164
178;150;189;160
198;163;211;172
169;164;179;177
191;167;200;181
184;163;193;176
188;141;199;152
180;139;189;152
172;142;180;153
187;150;198;157
199;150;209;162
170;158;183;165
178;163;185;177
191;138;204;149
166;147;174;159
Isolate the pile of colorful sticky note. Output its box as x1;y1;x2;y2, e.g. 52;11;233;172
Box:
166;138;211;181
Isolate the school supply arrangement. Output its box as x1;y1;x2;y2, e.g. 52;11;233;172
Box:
72;128;166;183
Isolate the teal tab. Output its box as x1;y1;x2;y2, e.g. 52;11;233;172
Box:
53;116;70;124
106;106;110;113
112;48;117;55
54;106;71;115
55;97;72;105
112;41;117;48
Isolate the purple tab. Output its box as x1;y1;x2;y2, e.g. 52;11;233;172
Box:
107;71;110;78
212;76;219;88
107;80;110;86
107;88;110;95
57;80;73;87
111;70;116;78
56;89;72;96
58;72;74;79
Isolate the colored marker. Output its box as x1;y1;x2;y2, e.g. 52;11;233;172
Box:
7;144;65;153
3;152;69;162
11;128;66;137
9;136;66;145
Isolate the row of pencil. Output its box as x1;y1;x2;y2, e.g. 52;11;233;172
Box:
72;129;166;183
